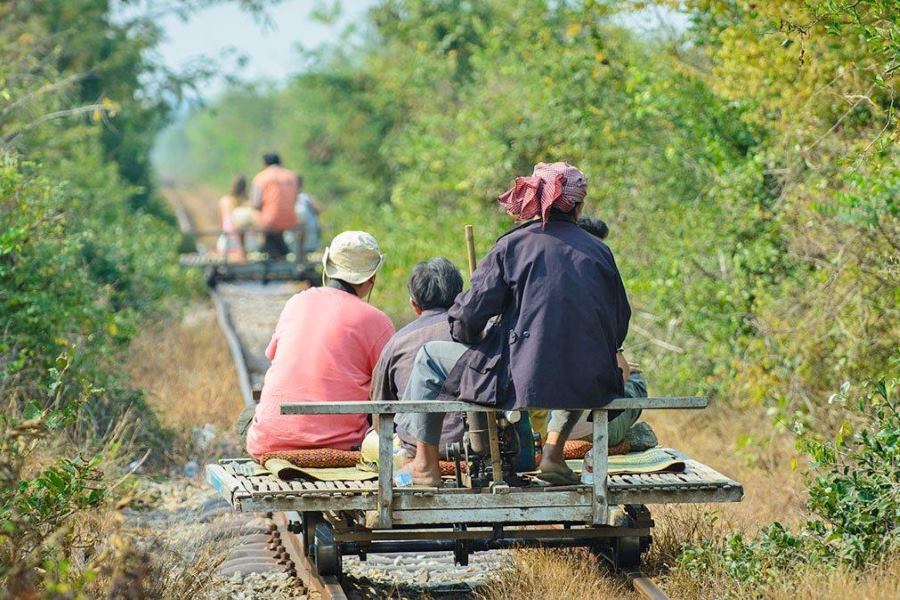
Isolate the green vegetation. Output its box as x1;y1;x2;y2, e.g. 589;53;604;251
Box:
0;1;265;596
157;0;897;591
158;0;897;407
678;377;898;595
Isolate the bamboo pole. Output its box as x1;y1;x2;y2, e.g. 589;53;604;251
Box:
464;225;505;486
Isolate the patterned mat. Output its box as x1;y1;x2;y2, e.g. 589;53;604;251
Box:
258;439;633;479
260;448;361;468
259;448;460;479
563;439;630;459
567;447;686;475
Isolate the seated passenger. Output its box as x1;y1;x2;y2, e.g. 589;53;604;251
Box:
565;349;647;442
370;258;466;455
245;231;395;459
216;174;250;261
396;162;631;486
533;217;644;445
250;152;298;261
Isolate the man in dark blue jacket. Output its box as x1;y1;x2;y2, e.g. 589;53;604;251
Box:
396;163;631;486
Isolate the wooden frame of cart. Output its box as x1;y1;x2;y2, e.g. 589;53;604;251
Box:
206;396;742;576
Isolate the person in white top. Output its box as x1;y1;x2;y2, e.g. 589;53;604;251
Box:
294;174;323;254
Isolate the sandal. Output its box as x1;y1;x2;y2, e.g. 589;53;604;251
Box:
535;468;582;486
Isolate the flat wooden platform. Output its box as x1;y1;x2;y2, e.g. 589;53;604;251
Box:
179;253;320;284
205;449;742;527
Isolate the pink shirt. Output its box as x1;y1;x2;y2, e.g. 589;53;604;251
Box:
246;287;395;458
252;165;298;232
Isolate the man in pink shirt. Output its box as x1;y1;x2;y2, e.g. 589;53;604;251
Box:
246;231;395;458
251;152;299;260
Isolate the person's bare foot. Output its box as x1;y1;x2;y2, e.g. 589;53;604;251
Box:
398;459;442;486
397;441;442;486
538;447;570;475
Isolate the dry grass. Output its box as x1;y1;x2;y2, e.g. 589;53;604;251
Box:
763;556;900;600
643;405;806;531
123;304;244;462
72;509;224;600
659;550;900;600
492;404;815;598
479;549;635;600
164;183;222;232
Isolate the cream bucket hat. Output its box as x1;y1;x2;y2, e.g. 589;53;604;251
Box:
322;231;385;284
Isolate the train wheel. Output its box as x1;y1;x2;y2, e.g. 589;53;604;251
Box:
453;524;469;566
312;521;342;578
613;535;642;569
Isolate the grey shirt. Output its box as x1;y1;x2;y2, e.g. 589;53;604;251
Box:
370;309;464;454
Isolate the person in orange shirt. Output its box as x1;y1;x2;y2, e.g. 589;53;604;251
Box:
251;152;298;260
245;231;395;459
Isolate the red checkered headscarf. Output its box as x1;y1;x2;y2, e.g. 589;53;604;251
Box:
497;162;587;225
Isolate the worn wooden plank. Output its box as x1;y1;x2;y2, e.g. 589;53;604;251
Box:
280;396;708;416
376;413;395;528
205;464;248;506
241;494;375;513
394;489;591;511
335;526;650;543
231;480;742;513
224;476;743;512
391;505;593;525
591;408;609;525
609;484;743;505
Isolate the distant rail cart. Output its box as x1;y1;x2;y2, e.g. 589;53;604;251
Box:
179;226;321;287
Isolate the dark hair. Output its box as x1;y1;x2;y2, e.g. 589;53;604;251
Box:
263;152;281;166
230;174;247;198
297;174;304;187
407;257;464;311
548;205;578;218
577;217;609;240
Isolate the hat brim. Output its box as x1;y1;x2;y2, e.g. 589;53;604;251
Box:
322;249;385;285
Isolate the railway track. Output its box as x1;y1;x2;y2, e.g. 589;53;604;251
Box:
168;190;672;599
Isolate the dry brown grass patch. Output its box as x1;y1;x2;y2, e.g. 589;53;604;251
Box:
763;555;900;600
643;505;725;572
643;404;805;531
124;304;243;461
164;184;222;232
659;553;900;600
75;509;224;600
479;548;635;600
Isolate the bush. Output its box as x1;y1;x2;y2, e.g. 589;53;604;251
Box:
677;377;899;590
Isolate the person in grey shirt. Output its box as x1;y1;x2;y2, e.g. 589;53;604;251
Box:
370;258;466;456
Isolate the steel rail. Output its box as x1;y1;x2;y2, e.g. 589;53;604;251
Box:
168;189;256;408
272;512;349;600
628;570;670;600
210;288;256;408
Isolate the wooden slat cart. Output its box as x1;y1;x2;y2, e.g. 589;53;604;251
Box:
178;226;320;286
206;397;742;577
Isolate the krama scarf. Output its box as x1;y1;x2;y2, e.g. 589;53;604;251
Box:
497;162;587;225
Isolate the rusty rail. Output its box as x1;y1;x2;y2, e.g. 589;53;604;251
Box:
273;512;349;600
210;288;255;408
628;570;670;600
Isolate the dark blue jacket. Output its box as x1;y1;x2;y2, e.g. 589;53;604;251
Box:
439;215;630;410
